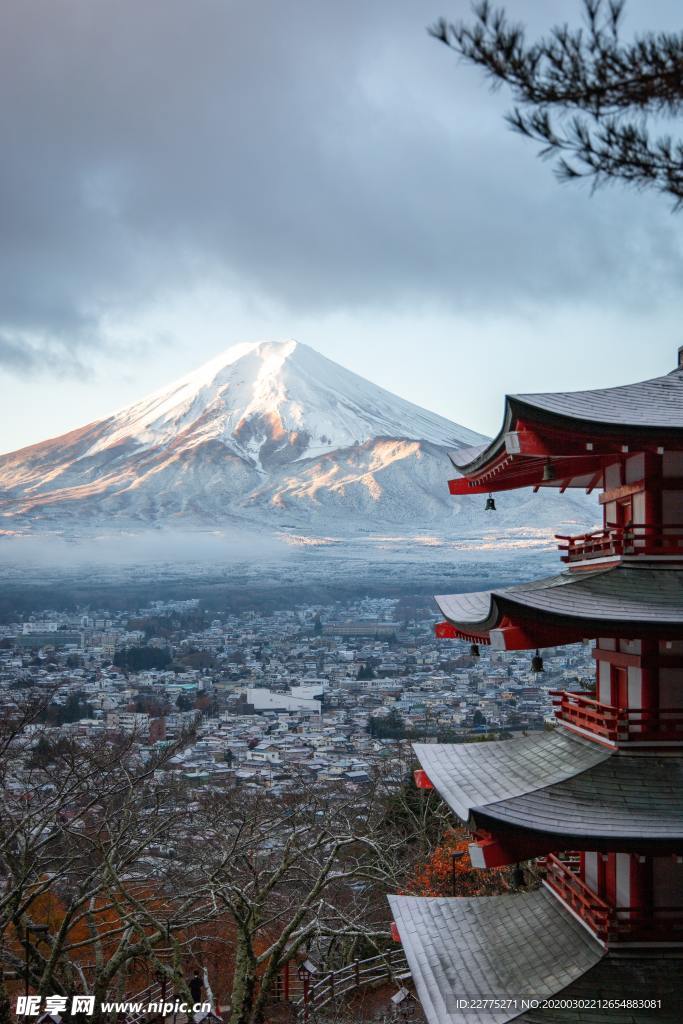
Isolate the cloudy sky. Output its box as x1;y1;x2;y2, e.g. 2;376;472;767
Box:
2;0;683;454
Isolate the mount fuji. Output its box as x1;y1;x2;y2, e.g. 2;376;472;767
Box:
0;340;596;557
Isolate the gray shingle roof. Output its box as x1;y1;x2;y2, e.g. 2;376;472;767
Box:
518;955;683;1022
513;367;683;429
448;442;490;469
388;888;603;1024
435;565;683;632
414;732;609;823
435;588;496;628
448;367;683;477
483;754;683;839
415;732;683;841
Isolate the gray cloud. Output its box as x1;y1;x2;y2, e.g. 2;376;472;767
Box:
0;333;89;376
1;0;682;372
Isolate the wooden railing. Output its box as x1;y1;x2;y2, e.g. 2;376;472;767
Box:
550;690;683;745
549;690;618;741
544;855;683;943
543;855;611;939
556;524;683;563
294;949;410;1020
124;980;175;1024
621;706;683;743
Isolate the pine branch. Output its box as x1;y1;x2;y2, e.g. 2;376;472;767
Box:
431;0;683;205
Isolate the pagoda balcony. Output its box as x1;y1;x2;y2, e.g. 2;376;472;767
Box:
556;524;683;563
543;855;683;944
550;689;683;746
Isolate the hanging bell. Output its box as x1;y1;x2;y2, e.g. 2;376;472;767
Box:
542;461;556;482
531;648;544;673
484;493;496;511
469;643;480;658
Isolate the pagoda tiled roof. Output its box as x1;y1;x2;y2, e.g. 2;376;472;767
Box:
447;441;490;468
435;565;683;634
513;366;683;430
518;954;683;1022
389;889;682;1023
449;366;683;478
388;888;603;1024
413;731;607;822
414;732;683;842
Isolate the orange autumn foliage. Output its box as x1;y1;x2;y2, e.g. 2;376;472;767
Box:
6;879;293;1008
5;883;178;999
404;829;512;897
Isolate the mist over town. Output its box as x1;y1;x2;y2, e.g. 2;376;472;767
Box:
2;2;683;1023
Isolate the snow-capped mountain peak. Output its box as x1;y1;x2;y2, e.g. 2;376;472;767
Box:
0;339;597;548
86;339;485;468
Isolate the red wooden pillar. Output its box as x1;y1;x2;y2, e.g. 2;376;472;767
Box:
610;664;628;710
604;853;617;906
596;852;607;899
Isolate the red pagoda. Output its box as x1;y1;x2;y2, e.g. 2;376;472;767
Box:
389;352;683;1022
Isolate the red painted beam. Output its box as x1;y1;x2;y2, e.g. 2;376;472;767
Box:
448;476;538;495
599;481;645;505
489;624;586;651
468;833;558;869
435;620;587;651
449;454;616;495
513;417;683;456
504;430;552;456
592;646;683;670
434;622;491;644
413;769;434;791
592;647;642;669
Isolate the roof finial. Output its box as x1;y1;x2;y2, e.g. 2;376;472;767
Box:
678;345;683;369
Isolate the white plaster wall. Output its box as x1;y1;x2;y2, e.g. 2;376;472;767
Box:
598;659;612;704
627;666;642;708
631;491;645;526
584;852;598;892
616;853;631;910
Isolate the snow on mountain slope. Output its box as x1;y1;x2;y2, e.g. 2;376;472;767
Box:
81;339;485;465
0;340;597;546
246;436;594;536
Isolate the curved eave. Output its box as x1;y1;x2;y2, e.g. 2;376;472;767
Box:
434;589;501;635
448;401;513;476
471;809;683;853
512;365;683;432
388;889;604;1024
448;370;683;492
435;566;683;648
414;732;608;824
518;955;683;1022
415;736;683;847
473;753;683;844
